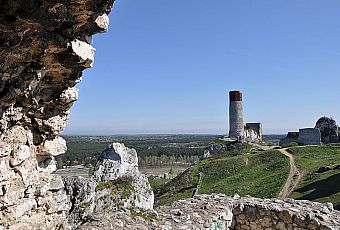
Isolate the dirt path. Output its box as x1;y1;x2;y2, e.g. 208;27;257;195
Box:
278;148;302;199
192;172;203;197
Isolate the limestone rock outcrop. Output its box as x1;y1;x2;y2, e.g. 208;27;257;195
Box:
244;123;263;144
63;143;154;229
280;116;340;146
203;141;247;159
0;0;114;229
315;117;339;143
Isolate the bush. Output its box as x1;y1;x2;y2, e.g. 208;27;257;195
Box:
266;142;273;146
282;142;300;148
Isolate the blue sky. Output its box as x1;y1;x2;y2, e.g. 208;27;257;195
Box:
64;0;340;135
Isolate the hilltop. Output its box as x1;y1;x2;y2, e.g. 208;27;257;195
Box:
289;144;340;209
155;140;340;210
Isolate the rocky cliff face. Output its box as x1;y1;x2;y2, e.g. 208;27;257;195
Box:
0;0;114;229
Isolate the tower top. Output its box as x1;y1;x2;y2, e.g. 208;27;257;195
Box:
229;91;242;101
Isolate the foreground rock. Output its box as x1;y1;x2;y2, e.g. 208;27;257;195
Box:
1;1;340;229
0;0;114;228
158;194;340;230
63;143;154;229
77;194;340;229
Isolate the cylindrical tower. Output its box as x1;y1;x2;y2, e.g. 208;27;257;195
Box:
229;91;244;139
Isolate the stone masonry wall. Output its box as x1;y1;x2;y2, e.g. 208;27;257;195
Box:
298;128;322;145
155;194;340;230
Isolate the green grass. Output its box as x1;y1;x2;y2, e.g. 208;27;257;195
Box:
95;177;134;199
212;138;237;146
288;145;340;170
156;188;193;206
281;142;301;148
148;177;171;191
288;145;340;209
155;144;340;209
193;150;289;198
140;166;187;176
156;149;290;206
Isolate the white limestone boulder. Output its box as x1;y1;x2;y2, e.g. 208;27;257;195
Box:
41;137;67;156
70;39;96;68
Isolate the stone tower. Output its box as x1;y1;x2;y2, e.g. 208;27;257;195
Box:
229;91;244;139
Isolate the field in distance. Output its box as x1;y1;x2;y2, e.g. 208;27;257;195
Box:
56;134;284;169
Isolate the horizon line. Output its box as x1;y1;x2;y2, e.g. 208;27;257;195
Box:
61;133;287;136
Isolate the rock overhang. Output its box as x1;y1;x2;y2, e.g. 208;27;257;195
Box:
0;0;115;229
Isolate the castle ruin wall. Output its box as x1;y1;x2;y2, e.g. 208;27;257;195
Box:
298;128;322;146
154;194;339;230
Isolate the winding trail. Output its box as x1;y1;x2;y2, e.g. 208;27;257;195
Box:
278;148;302;199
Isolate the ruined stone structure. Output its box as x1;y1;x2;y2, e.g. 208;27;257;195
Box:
280;116;339;146
279;132;299;146
1;2;339;229
229;91;244;140
78;194;340;229
244;123;263;143
298;128;321;145
228;91;262;143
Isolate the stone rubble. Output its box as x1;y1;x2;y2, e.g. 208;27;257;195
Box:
153;194;336;230
76;194;340;230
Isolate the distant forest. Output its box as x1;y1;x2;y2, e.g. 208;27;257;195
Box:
55;135;216;169
55;135;284;169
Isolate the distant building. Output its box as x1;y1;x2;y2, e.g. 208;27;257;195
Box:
229;91;244;140
280;116;339;146
244;123;263;144
298;128;321;145
228;91;263;143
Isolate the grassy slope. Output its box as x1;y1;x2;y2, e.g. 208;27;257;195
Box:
194;150;289;198
289;145;340;209
156;149;290;206
155;167;195;206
